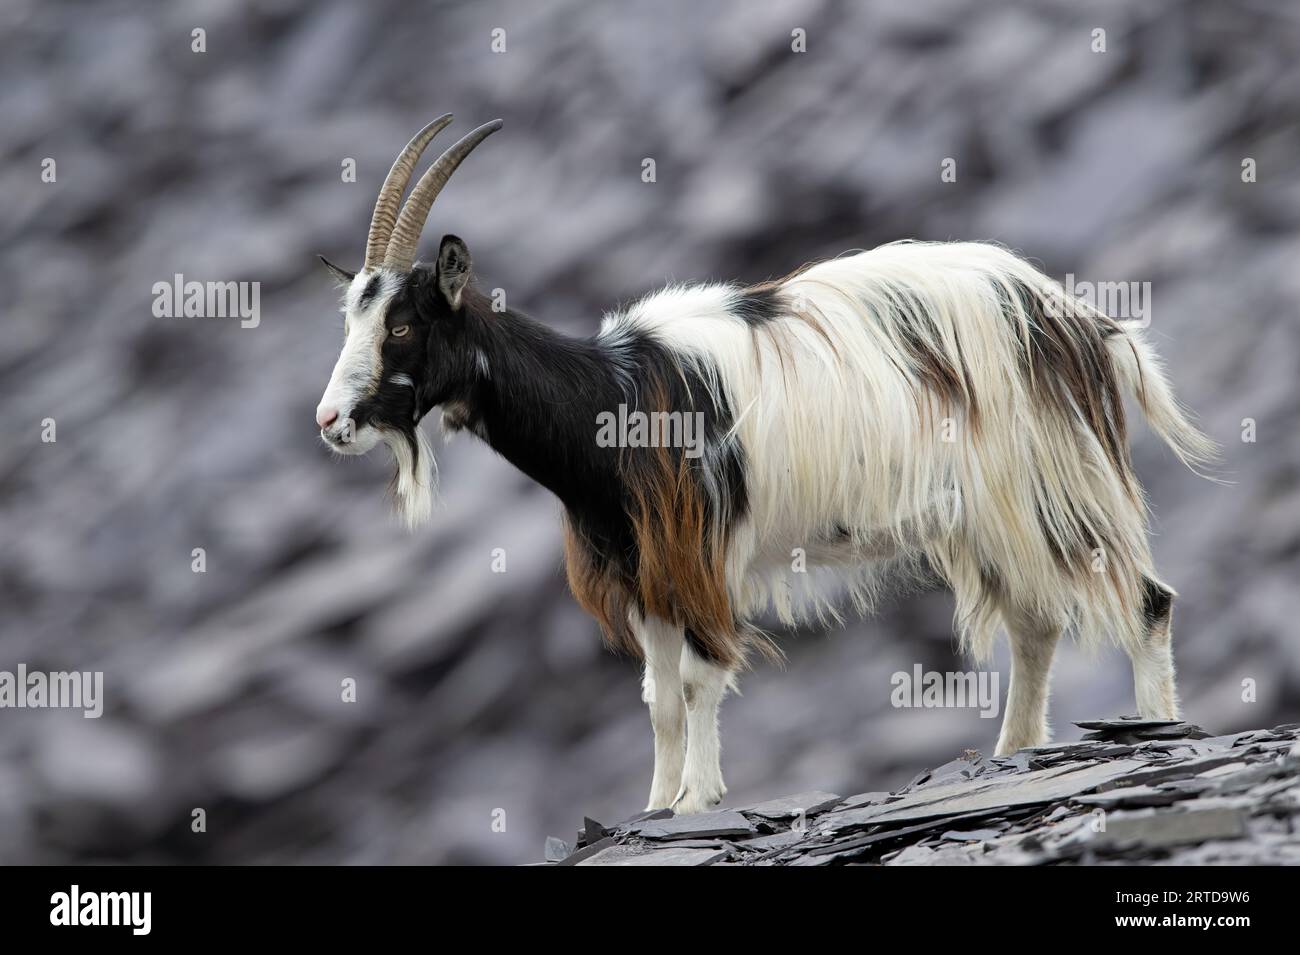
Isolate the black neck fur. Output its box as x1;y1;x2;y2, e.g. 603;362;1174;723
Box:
423;285;627;514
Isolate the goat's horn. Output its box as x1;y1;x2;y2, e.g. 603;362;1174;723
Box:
383;119;503;272
363;114;455;270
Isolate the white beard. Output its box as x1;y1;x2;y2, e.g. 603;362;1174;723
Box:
385;426;435;529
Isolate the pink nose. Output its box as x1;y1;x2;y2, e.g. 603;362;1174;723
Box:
316;406;339;429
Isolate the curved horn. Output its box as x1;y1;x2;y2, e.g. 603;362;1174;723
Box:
383;119;503;272
363;114;455;269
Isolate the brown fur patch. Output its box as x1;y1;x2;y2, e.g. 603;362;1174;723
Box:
885;284;983;433
562;367;768;670
626;441;743;667
1016;282;1138;500
562;518;639;657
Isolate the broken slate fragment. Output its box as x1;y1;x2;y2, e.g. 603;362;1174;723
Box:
555;836;618;866
941;828;1003;842
834;791;894;810
627;809;757;841
740;791;841;820
1075;718;1184;732
577;844;728;866
579;816;610;848
1093;806;1249;850
543;836;572;862
1073;784;1193;809
739;829;810;852
1077;718;1212;744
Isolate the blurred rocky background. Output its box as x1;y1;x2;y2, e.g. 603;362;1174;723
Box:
0;0;1296;864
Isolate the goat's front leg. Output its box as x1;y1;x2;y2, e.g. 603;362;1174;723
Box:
672;636;735;815
637;615;686;810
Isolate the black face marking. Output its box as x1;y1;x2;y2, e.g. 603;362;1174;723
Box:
344;282;430;436
358;274;381;310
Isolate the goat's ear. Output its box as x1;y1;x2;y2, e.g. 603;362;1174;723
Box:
436;235;472;310
318;255;356;286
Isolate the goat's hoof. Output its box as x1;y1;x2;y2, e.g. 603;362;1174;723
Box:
671;782;726;816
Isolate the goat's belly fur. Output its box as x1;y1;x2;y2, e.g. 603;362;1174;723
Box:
562;240;1211;669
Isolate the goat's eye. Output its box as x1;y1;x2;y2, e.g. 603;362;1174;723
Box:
391;325;410;338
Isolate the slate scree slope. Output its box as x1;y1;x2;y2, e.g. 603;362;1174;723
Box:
314;118;1216;815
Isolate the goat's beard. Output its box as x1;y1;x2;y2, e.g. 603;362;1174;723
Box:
383;426;435;529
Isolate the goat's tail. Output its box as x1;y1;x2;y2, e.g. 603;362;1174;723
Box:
1105;324;1219;475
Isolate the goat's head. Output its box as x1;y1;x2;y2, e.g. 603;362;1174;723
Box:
315;116;500;527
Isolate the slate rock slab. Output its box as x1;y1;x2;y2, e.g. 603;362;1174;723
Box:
543;836;572;862
576;844;729;866
627;809;757;841
1075;718;1185;732
547;720;1300;865
1094;806;1250;850
740;791;842;820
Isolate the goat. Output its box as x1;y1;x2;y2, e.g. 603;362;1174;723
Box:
315;118;1217;814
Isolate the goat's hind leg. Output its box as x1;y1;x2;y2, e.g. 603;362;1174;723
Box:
1130;576;1180;720
636;615;686;810
994;603;1063;756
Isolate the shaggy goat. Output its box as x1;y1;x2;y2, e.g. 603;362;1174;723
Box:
316;118;1215;814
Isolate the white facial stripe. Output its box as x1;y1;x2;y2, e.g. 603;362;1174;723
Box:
319;270;401;419
343;267;400;313
316;269;440;527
